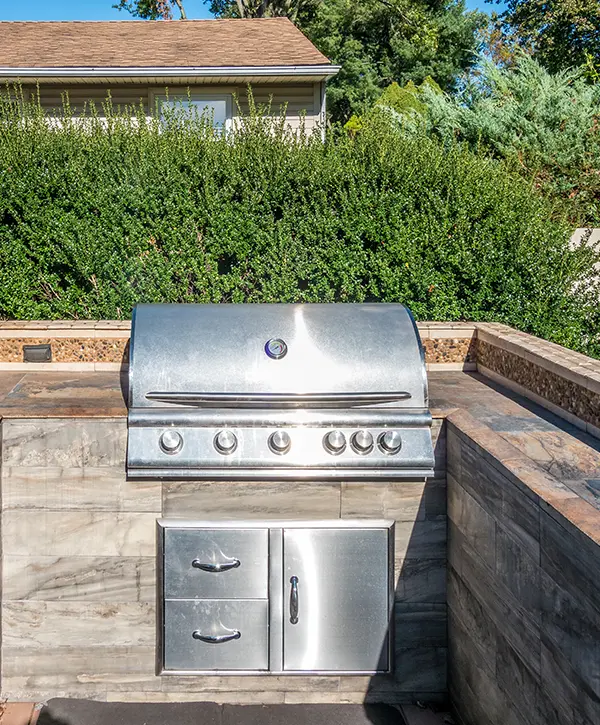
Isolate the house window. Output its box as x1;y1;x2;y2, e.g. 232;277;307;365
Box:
155;94;232;130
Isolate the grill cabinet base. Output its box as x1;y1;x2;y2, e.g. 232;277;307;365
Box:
158;519;394;675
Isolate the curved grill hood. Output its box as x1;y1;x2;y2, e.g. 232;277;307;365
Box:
127;303;434;480
129;303;428;410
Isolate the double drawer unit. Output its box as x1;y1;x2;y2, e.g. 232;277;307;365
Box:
158;520;394;675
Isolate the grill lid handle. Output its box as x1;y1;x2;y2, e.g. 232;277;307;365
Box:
144;391;412;408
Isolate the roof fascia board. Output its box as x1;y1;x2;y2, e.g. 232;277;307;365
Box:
0;65;340;78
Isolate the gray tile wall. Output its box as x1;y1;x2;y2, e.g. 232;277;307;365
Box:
447;420;600;725
0;417;447;704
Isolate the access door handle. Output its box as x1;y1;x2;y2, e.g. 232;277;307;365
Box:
192;630;241;644
290;575;299;625
192;558;240;573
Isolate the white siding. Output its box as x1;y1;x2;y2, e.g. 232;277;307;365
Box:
30;82;321;133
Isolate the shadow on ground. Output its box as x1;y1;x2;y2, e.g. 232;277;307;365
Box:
36;701;406;725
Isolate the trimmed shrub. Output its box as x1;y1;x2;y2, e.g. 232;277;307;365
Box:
384;58;600;227
0;90;598;357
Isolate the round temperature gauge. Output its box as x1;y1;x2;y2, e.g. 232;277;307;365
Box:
265;338;288;360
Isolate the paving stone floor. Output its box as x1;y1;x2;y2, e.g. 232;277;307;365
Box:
0;701;452;725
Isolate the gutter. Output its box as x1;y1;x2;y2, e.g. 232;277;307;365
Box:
0;64;340;78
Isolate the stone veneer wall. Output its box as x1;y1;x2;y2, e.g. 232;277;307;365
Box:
447;411;600;725
0;417;448;705
476;325;600;437
0;321;477;371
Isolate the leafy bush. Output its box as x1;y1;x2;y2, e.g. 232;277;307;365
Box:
0;89;598;357
382;57;600;226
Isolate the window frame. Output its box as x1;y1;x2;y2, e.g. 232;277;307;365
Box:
149;90;234;131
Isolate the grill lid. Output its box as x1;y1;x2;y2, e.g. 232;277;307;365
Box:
127;303;434;481
129;303;428;410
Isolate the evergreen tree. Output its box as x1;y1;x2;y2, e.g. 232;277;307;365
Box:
490;0;600;73
209;0;486;123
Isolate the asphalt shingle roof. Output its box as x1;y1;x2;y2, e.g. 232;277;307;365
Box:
0;18;330;68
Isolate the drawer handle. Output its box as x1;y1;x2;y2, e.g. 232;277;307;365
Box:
192;630;241;644
290;575;299;625
192;558;241;573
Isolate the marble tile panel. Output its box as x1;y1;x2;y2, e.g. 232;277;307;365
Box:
1;687;108;703
2;601;155;647
2;646;157;693
447;568;496;666
540;571;600;699
159;676;340;693
285;693;414;705
539;638;580;725
498;470;540;561
338;656;447;698
0;372;23;398
282;694;346;704
540;508;600;607
162;481;341;519
393;648;447;693
457;442;542;561
450;521;541;678
495;525;541;616
2;467;161;512
447;476;495;570
105;691;286;704
496;635;543;725
446;427;462;480
3;556;155;602
394;557;446;603
457;439;505;515
394;518;446;560
2;418;126;466
342;480;446;522
394;603;447;648
448;614;503;725
3;511;156;557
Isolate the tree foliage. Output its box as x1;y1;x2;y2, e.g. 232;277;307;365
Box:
206;0;311;20
0;88;598;358
209;0;486;123
113;0;187;19
380;56;600;225
489;0;600;73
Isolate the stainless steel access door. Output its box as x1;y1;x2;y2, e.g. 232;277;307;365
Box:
282;528;391;673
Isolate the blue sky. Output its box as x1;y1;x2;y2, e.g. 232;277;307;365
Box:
0;0;504;21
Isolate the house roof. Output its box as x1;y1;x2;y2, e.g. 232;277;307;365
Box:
0;18;331;70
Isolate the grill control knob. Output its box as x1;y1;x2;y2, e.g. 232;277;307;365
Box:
324;430;346;455
379;430;402;455
214;430;238;455
269;430;291;455
351;430;374;454
159;429;183;455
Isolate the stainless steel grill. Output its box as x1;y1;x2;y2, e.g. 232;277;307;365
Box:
126;303;434;480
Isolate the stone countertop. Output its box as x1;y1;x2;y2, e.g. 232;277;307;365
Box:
0;369;599;514
0;371;128;418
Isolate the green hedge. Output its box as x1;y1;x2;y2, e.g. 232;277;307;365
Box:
0;92;598;357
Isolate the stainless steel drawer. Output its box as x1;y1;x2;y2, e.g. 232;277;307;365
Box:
163;599;269;671
164;528;268;600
